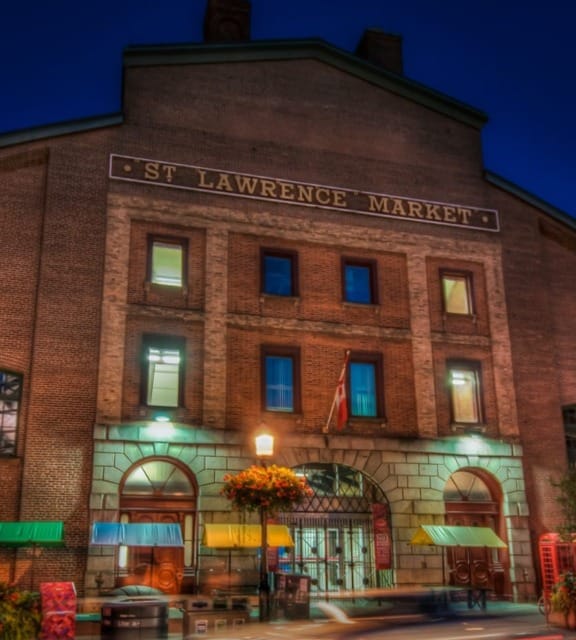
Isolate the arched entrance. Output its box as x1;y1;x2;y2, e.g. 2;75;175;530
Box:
278;463;392;593
444;468;508;597
118;458;197;594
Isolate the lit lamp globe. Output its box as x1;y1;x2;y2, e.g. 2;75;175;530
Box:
255;432;274;459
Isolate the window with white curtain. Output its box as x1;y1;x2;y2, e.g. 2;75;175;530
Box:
142;335;185;407
261;346;300;412
441;271;473;315
448;361;482;424
149;237;186;288
350;361;378;417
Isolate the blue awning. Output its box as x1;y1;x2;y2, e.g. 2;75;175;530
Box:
91;522;183;547
0;521;64;547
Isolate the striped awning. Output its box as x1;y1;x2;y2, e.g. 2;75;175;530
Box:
0;521;64;547
202;524;294;548
90;522;184;547
410;525;507;548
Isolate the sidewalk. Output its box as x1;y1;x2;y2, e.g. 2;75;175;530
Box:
74;598;550;640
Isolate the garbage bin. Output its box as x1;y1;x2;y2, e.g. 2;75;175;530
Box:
101;599;168;639
274;573;311;620
182;597;250;638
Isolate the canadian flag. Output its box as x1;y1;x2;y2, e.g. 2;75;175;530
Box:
332;351;351;431
335;366;348;431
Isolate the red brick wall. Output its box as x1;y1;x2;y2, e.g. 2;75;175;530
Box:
0;134;112;589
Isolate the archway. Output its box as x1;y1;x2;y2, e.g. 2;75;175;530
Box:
278;463;392;593
118;458;197;594
444;468;508;597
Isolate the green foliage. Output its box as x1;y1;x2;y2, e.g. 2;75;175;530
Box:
551;572;576;616
552;468;576;537
0;582;42;640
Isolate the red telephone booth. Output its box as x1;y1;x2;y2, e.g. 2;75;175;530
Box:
538;533;575;608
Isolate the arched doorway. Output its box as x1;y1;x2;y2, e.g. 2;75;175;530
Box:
444;468;508;597
118;458;197;594
278;463;392;593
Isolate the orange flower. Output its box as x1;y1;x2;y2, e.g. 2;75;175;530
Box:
221;464;313;514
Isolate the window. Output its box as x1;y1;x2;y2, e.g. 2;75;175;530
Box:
261;250;298;296
563;405;576;468
342;259;377;304
0;370;21;456
142;335;185;407
261;346;300;412
447;361;482;425
441;271;473;315
349;354;382;418
149;238;186;287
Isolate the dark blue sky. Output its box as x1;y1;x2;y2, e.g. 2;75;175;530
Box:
2;0;575;217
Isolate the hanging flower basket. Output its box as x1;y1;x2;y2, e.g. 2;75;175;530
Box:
221;464;313;514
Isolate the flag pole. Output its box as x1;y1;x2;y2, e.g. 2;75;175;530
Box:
323;350;351;434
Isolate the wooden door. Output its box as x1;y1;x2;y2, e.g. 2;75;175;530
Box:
445;511;498;591
128;512;183;594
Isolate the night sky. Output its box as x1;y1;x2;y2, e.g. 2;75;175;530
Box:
2;0;575;217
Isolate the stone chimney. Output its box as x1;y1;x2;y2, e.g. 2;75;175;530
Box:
204;0;251;43
355;28;403;74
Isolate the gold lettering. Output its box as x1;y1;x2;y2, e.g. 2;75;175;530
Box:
407;200;424;218
216;173;234;192
316;188;331;205
278;181;295;200
163;165;177;183
197;169;215;189
332;190;348;208
425;203;443;221
259;179;277;198
391;199;406;216
367;195;390;213
144;162;160;181
443;206;456;222
457;208;473;224
234;175;259;194
296;185;315;203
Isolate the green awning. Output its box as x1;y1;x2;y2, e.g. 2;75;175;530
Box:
0;521;64;547
410;525;507;548
202;524;294;548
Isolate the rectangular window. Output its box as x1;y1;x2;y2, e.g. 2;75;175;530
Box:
142;335;185;407
261;250;298;296
149;238;186;288
448;361;482;424
0;371;21;456
261;346;300;412
343;259;377;304
348;354;382;418
441;271;473;315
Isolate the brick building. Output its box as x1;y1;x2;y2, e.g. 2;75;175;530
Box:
1;0;575;602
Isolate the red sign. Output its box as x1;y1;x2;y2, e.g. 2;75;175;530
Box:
372;503;392;570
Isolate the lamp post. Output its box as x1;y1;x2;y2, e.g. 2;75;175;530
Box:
255;430;274;622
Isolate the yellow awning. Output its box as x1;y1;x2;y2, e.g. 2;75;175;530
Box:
202;524;294;548
410;525;507;548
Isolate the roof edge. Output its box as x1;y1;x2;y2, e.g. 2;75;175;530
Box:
123;38;488;129
485;170;576;230
0;113;123;149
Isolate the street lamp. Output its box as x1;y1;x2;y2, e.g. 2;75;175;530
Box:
255;429;274;622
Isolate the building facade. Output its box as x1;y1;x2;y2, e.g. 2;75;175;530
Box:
1;0;575;602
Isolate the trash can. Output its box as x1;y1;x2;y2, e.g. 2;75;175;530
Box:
274;573;311;620
101;599;168;639
182;597;250;638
